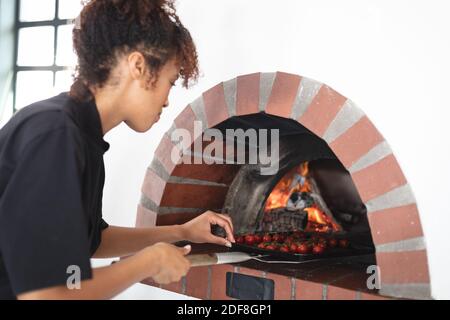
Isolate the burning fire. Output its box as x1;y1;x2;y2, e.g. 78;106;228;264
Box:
304;207;327;225
264;162;341;233
264;163;311;212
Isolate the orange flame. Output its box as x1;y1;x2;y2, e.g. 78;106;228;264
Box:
299;162;309;176
264;162;342;233
304;207;327;225
264;166;299;212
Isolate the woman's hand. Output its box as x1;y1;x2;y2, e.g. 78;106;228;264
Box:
180;211;236;247
18;243;193;299
141;243;192;285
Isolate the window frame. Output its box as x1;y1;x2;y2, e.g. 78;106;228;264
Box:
13;0;76;112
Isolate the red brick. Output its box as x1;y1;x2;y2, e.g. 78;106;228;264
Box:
295;280;323;300
181;137;211;164
326;285;357;300
265;72;302;118
184;135;239;164
351;155;407;203
174;105;197;130
171;163;241;185
238;267;265;278
300;265;356;284
236;73;260;116
265;273;292;300
330;271;373;292
368;204;424;245
360;292;391;300
298;85;347;137
203;138;228;162
154;134;183;174
173;105;202;151
141;168;167;206
203;83;230;128
330;116;384;169
186;266;209;299
160;183;228;209
210;264;234;300
225;136;245;163
135;204;157;228
156;212;202;226
377;250;430;284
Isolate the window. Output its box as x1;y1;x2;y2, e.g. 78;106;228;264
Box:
12;0;83;112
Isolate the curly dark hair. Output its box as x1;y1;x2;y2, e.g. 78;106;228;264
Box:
70;0;199;102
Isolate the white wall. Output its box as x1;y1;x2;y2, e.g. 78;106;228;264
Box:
100;0;450;299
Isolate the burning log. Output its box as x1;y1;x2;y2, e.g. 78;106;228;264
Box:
263;161;343;234
287;192;314;210
259;207;308;233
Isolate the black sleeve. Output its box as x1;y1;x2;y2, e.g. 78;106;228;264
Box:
100;218;109;231
0;126;93;296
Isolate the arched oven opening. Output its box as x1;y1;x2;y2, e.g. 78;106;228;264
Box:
137;72;430;300
216;112;375;262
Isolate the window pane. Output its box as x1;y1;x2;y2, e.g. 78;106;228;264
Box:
55;69;74;93
58;0;83;20
56;24;77;66
19;0;56;22
16;71;54;110
17;26;55;66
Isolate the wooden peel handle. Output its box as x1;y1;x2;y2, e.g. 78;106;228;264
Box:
186;254;218;267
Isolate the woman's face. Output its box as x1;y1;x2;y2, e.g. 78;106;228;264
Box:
123;57;180;133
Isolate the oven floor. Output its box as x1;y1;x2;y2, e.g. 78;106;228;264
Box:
188;243;379;295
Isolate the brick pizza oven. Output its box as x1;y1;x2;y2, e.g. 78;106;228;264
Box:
135;72;430;300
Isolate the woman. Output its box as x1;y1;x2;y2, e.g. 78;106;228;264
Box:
0;0;235;300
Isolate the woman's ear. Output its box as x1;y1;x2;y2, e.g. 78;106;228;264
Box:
127;52;147;80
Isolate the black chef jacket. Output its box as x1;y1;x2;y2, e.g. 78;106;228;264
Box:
0;92;110;299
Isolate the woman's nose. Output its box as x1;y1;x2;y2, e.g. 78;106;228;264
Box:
163;99;169;108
